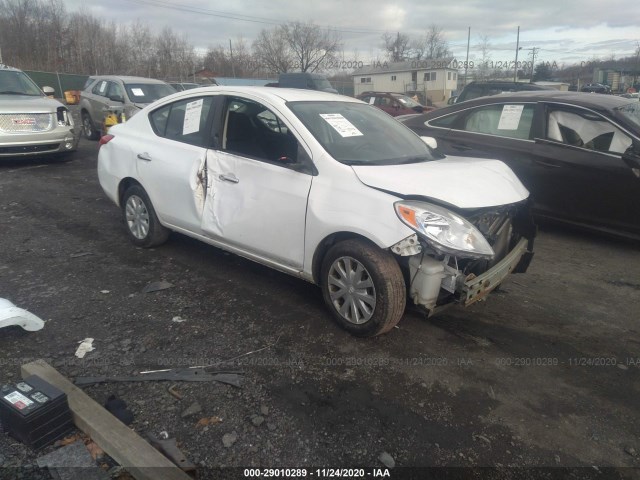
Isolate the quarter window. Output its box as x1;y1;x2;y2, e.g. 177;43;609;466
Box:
149;96;214;148
545;106;632;154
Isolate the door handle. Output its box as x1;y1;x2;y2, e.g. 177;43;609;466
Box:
535;160;561;168
137;152;152;162
219;174;239;184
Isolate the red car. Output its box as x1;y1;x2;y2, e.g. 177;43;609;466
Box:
357;91;435;117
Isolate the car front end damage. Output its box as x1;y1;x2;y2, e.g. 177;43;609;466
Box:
391;200;535;314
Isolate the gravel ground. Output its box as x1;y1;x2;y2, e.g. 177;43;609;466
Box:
0;137;639;479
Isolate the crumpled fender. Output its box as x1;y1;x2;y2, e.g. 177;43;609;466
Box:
0;298;45;332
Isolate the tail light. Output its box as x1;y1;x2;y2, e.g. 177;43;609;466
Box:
99;134;114;146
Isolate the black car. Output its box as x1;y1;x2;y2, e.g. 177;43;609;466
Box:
399;91;640;239
581;83;612;94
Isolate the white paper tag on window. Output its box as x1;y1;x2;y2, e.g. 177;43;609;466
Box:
320;113;363;137
183;99;204;135
131;88;145;97
99;82;107;93
498;105;524;130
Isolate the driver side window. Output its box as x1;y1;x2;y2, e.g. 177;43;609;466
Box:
222;97;300;164
545;106;632;154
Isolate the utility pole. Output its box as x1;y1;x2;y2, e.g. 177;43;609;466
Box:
529;47;539;82
464;27;470;86
514;26;520;82
229;39;236;78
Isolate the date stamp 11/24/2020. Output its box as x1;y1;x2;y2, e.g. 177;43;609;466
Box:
328;58;560;71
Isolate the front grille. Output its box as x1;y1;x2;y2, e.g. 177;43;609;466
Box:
0;113;54;133
0;143;59;154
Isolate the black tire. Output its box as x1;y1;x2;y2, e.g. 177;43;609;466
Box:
320;239;406;337
121;185;169;248
82;111;99;140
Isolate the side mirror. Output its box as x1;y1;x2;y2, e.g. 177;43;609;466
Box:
42;86;55;97
421;136;438;149
109;94;124;103
447;96;457;105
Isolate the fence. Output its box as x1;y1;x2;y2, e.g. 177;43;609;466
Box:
23;70;89;99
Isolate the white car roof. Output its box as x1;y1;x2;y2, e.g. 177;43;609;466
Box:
169;86;360;104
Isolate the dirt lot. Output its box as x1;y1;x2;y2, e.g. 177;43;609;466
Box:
1;138;639;478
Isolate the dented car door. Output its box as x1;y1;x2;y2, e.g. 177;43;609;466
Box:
136;95;217;232
201;95;313;269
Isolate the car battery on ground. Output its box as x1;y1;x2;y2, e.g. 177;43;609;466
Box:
0;375;74;450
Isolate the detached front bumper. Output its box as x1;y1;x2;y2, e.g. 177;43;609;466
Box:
461;237;533;306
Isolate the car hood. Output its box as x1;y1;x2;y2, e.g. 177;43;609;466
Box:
0;95;62;113
352;156;529;209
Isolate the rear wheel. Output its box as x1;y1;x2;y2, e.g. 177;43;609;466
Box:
321;239;406;337
82;111;99;140
121;185;169;248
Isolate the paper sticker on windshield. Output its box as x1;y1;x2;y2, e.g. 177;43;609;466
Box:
131;88;145;97
99;82;107;93
320;113;363;137
497;105;524;130
183;99;204;135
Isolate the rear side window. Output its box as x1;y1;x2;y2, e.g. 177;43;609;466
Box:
461;104;535;139
149;96;214;148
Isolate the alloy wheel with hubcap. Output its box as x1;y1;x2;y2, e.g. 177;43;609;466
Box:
321;239;406;337
121;185;169;248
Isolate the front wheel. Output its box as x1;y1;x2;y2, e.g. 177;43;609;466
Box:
321;239;406;337
121;185;169;248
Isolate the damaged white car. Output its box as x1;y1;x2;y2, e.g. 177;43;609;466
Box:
97;87;535;336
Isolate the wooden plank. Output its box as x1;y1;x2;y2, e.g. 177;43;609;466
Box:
22;360;191;480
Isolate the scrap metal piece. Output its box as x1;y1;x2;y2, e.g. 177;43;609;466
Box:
141;281;174;294
0;298;45;331
74;369;243;388
147;433;197;473
168;384;183;400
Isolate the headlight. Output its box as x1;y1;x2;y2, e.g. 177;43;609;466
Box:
395;200;494;259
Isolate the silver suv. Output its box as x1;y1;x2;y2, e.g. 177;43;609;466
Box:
79;76;175;139
0;65;79;159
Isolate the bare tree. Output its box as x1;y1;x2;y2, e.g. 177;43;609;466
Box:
475;34;492;80
252;27;294;74
414;25;451;60
282;22;341;72
382;32;411;62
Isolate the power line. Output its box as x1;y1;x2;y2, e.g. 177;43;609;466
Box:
127;0;390;35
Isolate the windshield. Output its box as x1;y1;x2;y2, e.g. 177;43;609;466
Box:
615;102;640;131
0;70;44;96
288;101;441;165
395;95;421;107
124;82;176;104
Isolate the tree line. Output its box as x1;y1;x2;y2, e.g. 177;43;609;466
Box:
0;0;457;79
2;0;633;84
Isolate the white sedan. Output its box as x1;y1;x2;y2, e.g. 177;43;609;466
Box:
97;87;535;337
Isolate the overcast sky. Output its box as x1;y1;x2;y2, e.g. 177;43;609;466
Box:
64;0;639;68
